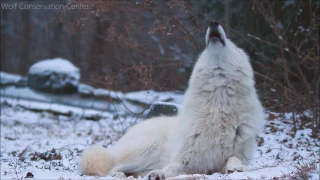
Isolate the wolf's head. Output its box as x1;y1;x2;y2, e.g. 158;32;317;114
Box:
201;21;251;74
205;21;227;47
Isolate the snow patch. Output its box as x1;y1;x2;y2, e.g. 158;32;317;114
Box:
0;71;23;85
125;90;184;105
1;92;318;180
93;88;124;100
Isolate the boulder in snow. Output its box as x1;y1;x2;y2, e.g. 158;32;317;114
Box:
27;58;80;93
147;102;180;118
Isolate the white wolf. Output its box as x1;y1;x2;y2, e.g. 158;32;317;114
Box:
79;22;264;179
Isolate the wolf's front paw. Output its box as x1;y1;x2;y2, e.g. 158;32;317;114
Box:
109;171;127;178
146;170;166;180
225;156;248;173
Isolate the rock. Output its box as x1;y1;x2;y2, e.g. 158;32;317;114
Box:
25;172;34;178
27;58;80;94
147;102;180;118
78;84;94;97
16;77;27;87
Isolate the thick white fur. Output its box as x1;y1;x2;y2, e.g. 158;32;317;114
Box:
79;24;264;179
79;145;113;176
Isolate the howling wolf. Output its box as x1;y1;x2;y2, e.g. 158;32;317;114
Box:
79;21;265;179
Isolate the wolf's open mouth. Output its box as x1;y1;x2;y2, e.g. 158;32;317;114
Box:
209;31;221;39
209;30;225;45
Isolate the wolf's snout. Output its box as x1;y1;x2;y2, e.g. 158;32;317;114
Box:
206;21;226;46
210;21;219;28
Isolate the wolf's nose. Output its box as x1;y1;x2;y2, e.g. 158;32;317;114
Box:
210;21;219;27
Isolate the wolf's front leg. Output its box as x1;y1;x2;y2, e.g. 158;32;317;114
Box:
108;171;127;178
224;156;248;173
224;127;256;173
146;163;185;180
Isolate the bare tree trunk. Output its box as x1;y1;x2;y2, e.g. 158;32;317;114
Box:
1;9;8;71
20;9;31;74
50;22;63;58
86;17;118;78
86;17;104;76
301;0;312;28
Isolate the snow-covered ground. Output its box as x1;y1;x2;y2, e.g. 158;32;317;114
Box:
1;92;319;180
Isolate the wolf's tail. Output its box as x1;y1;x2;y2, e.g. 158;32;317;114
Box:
79;145;113;176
